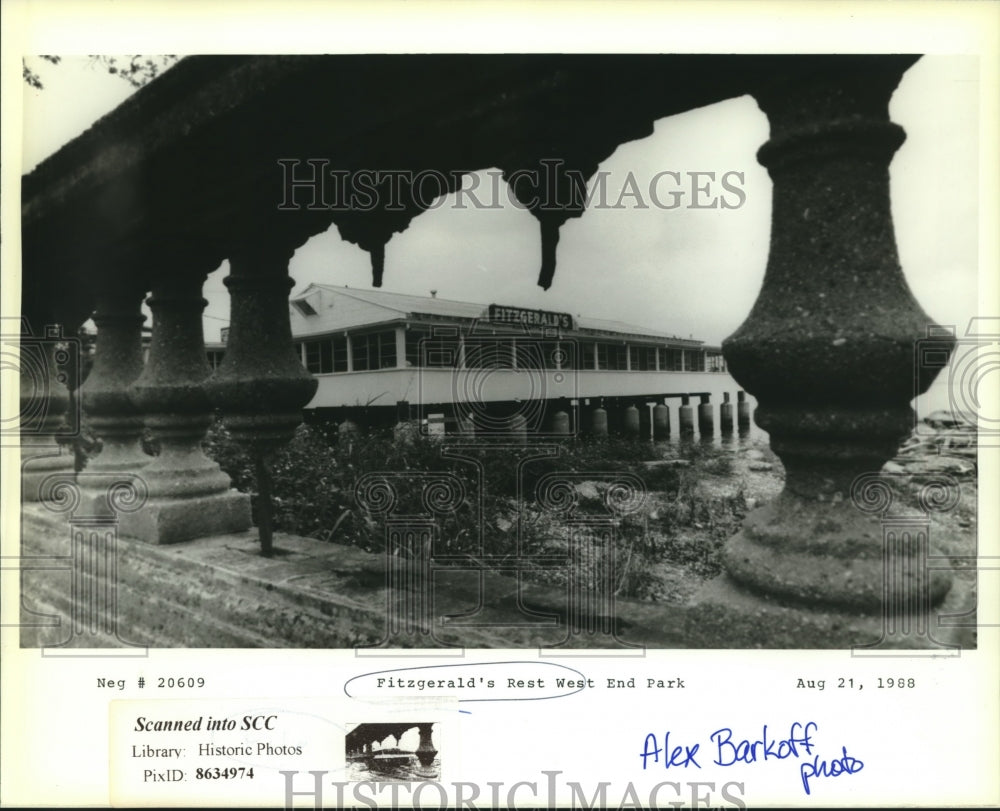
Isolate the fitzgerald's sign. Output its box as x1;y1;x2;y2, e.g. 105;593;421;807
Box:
487;304;574;331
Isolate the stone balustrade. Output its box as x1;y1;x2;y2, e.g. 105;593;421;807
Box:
18;54;966;648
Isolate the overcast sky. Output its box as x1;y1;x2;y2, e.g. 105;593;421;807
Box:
22;54;978;357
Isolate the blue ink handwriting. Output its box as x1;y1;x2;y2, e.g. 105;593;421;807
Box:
640;732;702;770
800;746;865;796
640;722;864;796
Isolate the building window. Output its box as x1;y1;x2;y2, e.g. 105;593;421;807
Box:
352;330;397;371
581;342;596;370
550;341;574;370
379;333;396;369
304;339;333;373
506;340;566;370
407;329;465;368
688;350;706;372
596;343;609;370
660;348;685;371
405;330;425;367
298;338;348;373
708;352;726;372
628;345;657;371
598;343;627;371
614;345;628;370
352;334;370;371
597;343;628;370
206;350;225;370
465;338;510;368
425;335;459;368
292;299;318;316
332;336;348;372
515;339;543;369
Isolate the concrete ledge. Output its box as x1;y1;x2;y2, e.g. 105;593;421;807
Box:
18;505;696;648
19;505;973;649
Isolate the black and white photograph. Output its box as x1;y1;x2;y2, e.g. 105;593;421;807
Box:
13;50;981;651
346;722;441;782
2;1;997;808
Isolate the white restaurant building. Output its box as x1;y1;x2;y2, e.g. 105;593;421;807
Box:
211;285;752;437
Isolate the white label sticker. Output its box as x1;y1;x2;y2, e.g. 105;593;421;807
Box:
109;697;453;807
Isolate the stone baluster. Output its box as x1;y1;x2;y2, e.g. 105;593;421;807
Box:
203;235;318;556
707;56;960;646
122;270;251;543
415;723;437;767
77;283;152;513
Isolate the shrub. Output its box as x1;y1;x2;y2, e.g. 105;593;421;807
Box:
75;418;758;600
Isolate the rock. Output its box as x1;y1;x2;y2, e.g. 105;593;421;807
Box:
392;420;421;445
748;462;773;472
882;461;907;475
897;438;936;456
338;419;361;437
573;481;601;500
897;456;975;477
643;459;690;468
747;449;767;460
923;410;969;430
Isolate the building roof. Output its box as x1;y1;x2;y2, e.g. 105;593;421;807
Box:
311;285;485;320
293;284;704;345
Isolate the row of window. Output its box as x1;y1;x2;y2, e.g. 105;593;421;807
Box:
286;331;724;374
210;338;724;373
299;331;397;373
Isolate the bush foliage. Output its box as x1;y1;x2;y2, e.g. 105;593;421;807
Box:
199;420;752;601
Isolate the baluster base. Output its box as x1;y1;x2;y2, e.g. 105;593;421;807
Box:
77;433;151;515
721;494;954;613
118;491;251;545
688;491;973;649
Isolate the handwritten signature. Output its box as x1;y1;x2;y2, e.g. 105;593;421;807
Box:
640;722;864;796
